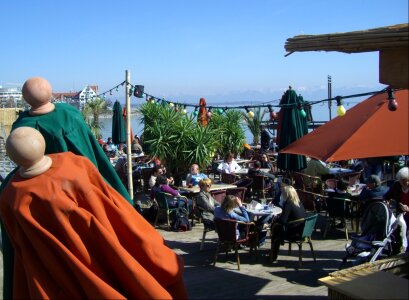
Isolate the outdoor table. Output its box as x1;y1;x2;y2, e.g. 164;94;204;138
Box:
178;183;237;194
213;159;252;166
246;206;282;222
234;168;271;176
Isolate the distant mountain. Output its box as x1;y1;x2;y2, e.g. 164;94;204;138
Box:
113;83;385;121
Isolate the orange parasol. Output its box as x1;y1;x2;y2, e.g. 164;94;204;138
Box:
280;89;409;162
197;97;208;126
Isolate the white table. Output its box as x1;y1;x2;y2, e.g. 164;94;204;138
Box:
246;206;282;221
234;168;271;176
178;183;237;194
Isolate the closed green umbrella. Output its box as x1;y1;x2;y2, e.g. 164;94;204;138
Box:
277;87;308;171
112;100;126;145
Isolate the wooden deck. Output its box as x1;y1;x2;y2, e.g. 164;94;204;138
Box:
158;214;351;299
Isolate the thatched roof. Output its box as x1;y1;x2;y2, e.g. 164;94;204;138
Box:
285;23;408;55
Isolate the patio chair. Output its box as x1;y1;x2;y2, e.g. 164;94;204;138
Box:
221;173;238;184
210;189;227;205
226;187;247;202
154;191;189;230
251;175;271;200
324;196;354;240
295;189;327;212
283;214;318;267
140;167;154;193
199;218;216;251
292;171;323;193
213;218;257;270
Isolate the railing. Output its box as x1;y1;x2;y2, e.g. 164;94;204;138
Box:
0;123;16;179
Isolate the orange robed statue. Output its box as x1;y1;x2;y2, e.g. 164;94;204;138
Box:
0;127;187;299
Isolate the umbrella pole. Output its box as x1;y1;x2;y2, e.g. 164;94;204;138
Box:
125;70;133;200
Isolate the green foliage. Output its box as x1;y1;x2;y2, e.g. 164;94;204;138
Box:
208;109;246;158
242;107;266;145
82;97;109;137
138;103;245;182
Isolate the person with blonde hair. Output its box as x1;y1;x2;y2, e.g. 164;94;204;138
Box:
196;179;219;228
270;185;306;262
214;195;250;239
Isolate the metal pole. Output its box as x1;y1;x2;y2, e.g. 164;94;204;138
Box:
328;75;332;120
125;70;133;199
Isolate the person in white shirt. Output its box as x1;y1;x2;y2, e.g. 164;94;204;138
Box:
217;152;241;174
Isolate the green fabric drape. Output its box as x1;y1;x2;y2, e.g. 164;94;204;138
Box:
277;88;308;171
112;100;126;145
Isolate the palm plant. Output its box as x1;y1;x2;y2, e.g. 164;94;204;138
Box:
242;107;266;145
208;109;246;158
139;103;219;183
82;97;109;137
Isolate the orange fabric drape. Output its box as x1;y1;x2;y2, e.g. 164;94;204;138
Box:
0;152;187;299
197;97;208;126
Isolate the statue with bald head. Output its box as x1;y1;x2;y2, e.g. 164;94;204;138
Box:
22;77;55;115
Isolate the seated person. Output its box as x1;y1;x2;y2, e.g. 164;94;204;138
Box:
260;154;274;171
131;138;143;154
103;143;115;158
149;165;164;188
151;175;192;211
248;160;275;198
196;179;219;228
359;174;388;204
270;186;306;262
214;195;250;239
384;167;409;252
186;164;208;186
303;157;330;178
217;152;241;174
327;180;352;228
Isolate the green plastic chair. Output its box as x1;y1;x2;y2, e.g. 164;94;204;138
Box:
285;214;318;267
154;192;189;230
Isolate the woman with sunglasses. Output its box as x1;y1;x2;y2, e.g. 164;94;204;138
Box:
196;179;219;228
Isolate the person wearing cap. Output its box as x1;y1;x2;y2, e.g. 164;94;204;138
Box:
359;174;388;204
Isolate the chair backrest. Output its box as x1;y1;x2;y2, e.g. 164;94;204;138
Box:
141;167;154;190
210;189;227;204
295;189;317;212
221;173;237;184
301;214;318;238
292;171;323;193
154;191;171;210
252;175;266;190
226;187;247;201
235;177;253;189
214;218;238;242
326;196;349;218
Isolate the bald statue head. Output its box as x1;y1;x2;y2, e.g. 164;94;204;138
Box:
6;127;52;178
22;77;55;115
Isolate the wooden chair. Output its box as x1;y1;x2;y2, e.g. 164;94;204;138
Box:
210;189;227;205
213;219;257;270
226;187;247;202
221;173;238;184
199;219;216;251
251;175;271;200
323;196;354;240
140;167;154;193
154;192;189;230
295;189;327;212
284;214;318;267
292;171;323;193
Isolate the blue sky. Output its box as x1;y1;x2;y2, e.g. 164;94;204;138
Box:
1;0;408;120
